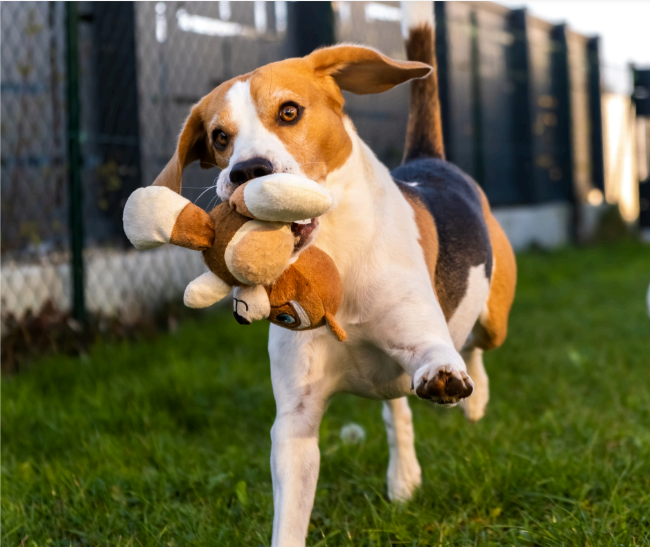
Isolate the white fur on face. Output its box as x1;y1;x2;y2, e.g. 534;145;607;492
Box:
217;80;305;200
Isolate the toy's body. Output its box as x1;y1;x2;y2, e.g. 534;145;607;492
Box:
123;176;346;340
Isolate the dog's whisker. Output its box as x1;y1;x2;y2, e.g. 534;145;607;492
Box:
197;161;222;170
205;193;220;211
193;184;217;204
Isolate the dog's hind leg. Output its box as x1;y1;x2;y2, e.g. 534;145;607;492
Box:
383;397;422;501
459;347;489;422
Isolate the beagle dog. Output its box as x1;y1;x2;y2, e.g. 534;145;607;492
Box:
148;6;516;545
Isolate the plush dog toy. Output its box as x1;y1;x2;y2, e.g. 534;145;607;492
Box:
123;175;347;341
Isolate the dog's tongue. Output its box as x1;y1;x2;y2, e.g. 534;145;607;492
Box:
291;219;317;252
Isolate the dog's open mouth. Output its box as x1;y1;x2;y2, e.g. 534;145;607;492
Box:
291;218;318;253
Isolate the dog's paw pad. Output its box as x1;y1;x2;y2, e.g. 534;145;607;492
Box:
414;366;474;405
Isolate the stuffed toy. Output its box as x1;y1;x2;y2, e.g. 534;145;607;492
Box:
123;174;347;341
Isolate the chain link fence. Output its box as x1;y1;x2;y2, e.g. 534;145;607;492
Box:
1;1;609;367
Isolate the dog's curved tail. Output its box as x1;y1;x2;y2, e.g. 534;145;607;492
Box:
401;2;445;162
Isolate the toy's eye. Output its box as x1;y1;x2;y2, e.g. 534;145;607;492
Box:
279;102;302;124
212;130;228;149
276;313;296;325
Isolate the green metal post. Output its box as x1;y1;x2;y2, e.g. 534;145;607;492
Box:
66;2;85;323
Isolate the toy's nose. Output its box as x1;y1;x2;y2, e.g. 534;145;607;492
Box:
229;157;273;185
233;310;251;325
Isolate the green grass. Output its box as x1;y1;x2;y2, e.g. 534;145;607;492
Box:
3;242;650;547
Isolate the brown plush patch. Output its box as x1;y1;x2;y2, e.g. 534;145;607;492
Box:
228;223;294;286
325;313;347;342
293;247;342;312
170;203;215;251
266;246;345;339
475;187;517;350
202;203;249;287
228;183;253;218
403;24;445;162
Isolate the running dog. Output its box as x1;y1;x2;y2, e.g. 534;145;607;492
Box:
148;6;516;545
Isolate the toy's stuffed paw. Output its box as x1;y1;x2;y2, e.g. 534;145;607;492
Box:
225;220;294;286
229;174;332;222
124;186;214;251
184;272;231;308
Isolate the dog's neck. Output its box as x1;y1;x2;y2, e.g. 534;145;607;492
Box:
315;117;415;320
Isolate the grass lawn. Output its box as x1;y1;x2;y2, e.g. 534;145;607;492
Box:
2;242;650;547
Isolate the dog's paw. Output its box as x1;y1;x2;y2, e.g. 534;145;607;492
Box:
413;364;474;405
387;457;422;503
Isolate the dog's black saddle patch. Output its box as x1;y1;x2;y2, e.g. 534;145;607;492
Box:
392;158;493;316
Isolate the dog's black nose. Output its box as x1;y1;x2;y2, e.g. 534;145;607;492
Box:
233;310;251;325
229;157;273;185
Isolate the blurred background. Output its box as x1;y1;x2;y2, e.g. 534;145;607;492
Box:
2;1;649;369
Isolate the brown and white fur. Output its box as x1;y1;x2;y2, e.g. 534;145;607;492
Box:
149;6;516;545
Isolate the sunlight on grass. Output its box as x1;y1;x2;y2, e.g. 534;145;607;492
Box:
2;242;650;546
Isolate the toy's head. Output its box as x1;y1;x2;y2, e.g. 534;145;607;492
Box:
232;246;346;341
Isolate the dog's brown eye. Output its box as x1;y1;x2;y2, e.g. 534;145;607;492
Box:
213;130;228;149
279;103;301;124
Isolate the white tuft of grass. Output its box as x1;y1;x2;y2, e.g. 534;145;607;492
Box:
340;423;366;445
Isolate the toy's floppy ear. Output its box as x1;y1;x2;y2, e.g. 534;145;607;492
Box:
325;312;347;342
153;99;214;193
308;45;431;95
123;186;214;251
184;271;232;308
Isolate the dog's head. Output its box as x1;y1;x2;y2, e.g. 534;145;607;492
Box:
153;44;430;206
153;46;429;252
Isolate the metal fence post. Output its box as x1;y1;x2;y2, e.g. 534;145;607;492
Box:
65;2;85;323
551;23;578;241
633;67;650;235
587;37;605;193
509;9;535;204
434;1;452;162
469;10;485;187
290;2;334;57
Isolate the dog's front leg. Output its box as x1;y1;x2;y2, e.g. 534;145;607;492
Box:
374;287;474;405
268;328;333;547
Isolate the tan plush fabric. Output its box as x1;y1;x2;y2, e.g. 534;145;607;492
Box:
202;204;250;287
225;221;294;286
241;174;332;222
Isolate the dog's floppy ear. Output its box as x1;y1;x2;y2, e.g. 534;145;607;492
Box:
308;45;431;95
153;99;214;193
